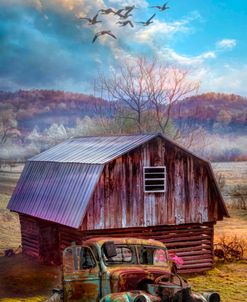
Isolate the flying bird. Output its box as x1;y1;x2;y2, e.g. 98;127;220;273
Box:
114;8;125;16
116;10;133;19
137;14;156;26
117;20;134;28
80;13;102;25
92;30;117;43
98;8;115;15
124;5;136;14
151;2;170;11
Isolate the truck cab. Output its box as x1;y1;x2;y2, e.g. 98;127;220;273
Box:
61;237;220;302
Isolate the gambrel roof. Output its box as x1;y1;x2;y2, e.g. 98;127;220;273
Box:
8;133;229;228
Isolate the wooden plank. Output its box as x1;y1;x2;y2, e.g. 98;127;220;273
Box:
175;250;212;257
181;262;213;269
183;258;213;265
155;234;211;243
165;239;211;248
120;157;127;228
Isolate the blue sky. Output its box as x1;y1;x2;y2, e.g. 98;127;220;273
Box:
0;0;247;96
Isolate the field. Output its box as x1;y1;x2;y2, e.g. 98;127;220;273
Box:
0;162;246;301
212;161;247;205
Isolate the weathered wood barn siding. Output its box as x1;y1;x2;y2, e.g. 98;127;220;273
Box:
82;137;221;230
19;213;214;273
19;214;60;263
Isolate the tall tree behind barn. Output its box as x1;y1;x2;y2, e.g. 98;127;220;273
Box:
8;133;229;272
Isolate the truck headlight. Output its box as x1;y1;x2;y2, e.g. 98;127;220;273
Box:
133;295;148;302
202;292;221;302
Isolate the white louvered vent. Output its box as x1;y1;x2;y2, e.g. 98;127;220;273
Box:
144;166;166;193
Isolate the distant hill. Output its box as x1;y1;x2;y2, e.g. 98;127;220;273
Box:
0;90;246;161
1;90;246;134
172;92;247;135
0;89;109;133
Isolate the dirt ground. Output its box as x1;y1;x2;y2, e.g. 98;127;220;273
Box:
0;161;246;302
0;254;61;302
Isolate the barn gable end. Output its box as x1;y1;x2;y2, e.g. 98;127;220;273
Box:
81;136;227;230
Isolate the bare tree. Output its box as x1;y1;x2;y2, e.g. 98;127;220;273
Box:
95;57;152;133
230;185;247;210
0;110;20;144
94;57;200;143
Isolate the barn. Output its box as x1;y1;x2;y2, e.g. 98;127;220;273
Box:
8;133;229;273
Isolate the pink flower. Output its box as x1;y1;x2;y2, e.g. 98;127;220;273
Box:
171;255;184;266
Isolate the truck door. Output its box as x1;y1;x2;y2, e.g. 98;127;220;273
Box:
63;244;100;302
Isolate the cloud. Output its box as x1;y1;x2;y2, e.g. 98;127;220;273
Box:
0;1;244;97
108;0;148;7
0;1;113;92
200;64;247;95
216;39;237;49
134;11;202;44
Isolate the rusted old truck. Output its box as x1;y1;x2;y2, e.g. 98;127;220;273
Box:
54;237;220;302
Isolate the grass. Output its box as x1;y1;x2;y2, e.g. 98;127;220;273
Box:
186;260;247;302
0;194;21;255
215;208;247;241
185;206;247;302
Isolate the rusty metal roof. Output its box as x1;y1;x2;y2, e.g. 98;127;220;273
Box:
7;161;103;228
30;134;157;164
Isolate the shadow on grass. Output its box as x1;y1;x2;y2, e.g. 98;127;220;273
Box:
0;254;61;302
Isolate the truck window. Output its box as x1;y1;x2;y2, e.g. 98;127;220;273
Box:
138;246;168;267
63;246;96;273
103;245;137;265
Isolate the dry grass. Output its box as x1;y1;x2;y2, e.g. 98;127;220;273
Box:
186;260;247;302
212;161;247;187
0;194;21;255
186;206;247;302
212;161;247;207
215;208;247;241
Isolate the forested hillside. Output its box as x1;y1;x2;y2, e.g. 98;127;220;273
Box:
173;93;247;135
0;90;246;162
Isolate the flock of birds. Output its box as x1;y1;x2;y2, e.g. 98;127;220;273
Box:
79;2;170;43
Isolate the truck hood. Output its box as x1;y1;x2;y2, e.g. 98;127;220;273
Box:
108;265;171;293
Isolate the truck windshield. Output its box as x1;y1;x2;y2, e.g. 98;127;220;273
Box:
103;245;137;265
103;245;168;267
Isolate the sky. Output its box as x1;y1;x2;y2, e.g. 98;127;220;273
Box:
0;0;247;96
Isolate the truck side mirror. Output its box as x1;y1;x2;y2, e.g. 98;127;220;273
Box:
103;241;117;258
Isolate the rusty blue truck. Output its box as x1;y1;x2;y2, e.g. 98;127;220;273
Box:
52;237;220;302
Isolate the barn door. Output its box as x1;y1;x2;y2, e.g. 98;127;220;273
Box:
63;243;100;302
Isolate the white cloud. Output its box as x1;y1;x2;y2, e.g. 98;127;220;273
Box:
196;64;247;95
216;39;237;49
135;20;189;43
134;11;201;44
108;0;148;7
154;48;216;66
